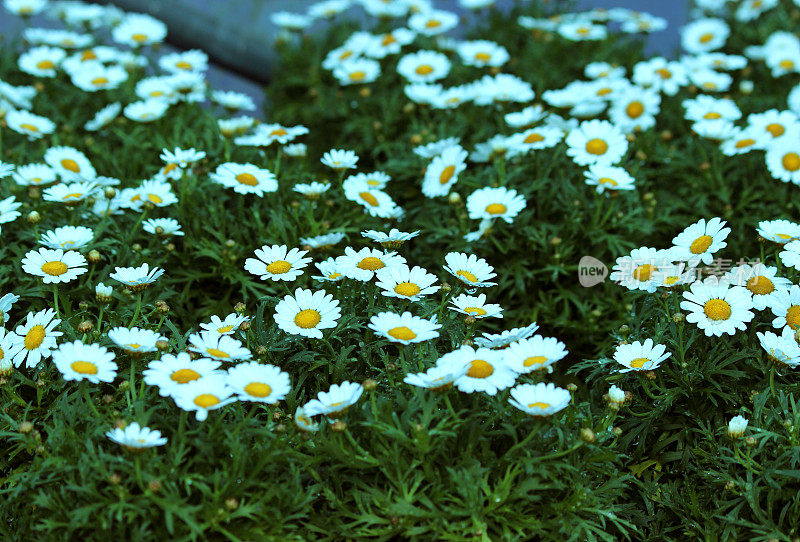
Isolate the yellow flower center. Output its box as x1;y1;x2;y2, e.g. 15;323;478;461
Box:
524;132;544;144
235;172;259;186
20;123;39;132
585;138;608;155
294;309;322;329
70;361;98;374
171;368;201;383
703;299;731;321
782;152;800;172
61;159;80;173
439;165;456;184
704;112;722;120
266;260;292;274
91;77;109;86
746;276;774;295
126;343;141;349
381;34;396;46
485;203;507;215
42;261;68;276
625;101;644;118
735;138;755;149
690;235;713;254
656;68;672;79
217;325;234;333
467;359;494;378
394;282;421;297
244;382;272;398
349;71;366;81
36;60;55;70
527;402;550;409
388;326;416;341
148;194;163;204
24;325;46;350
175;61;193;70
786;305;800;330
475;52;491;62
328;272;342;279
206;348;229;358
699;33;714;43
766;123;785;137
523;356;547;368
780;59;795;69
358;257;384;270
425;19;441;28
630;357;650;369
596;87;612;96
632;264;654;282
457;270;478;283
464;307;487;316
131;33;148;43
359;192;379;206
415;64;434;75
193;394;220;408
598;177;618;186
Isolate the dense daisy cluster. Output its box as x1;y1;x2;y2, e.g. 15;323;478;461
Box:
4;0;800;539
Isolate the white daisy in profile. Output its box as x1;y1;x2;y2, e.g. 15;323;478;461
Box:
5;0;47;16
450;345;516;395
110;263;164;291
22;248;87;284
211;90;256;111
312;257;345;282
507;126;563;156
336;247;407;282
106;422;167;449
39;225;94;250
345;171;392;190
85;102;122;131
767;285;800;332
44;146;96;181
284;143;307;157
294;406;320;432
5;110;55;139
375;264;439;302
143;352;223;397
397;50;451;84
158;49;208;73
413;137;461;158
274;288;341;339
361;229;420;249
160;147;206;169
210;162;278;196
613;338;671;372
244;244;311;282
123;99;170;122
565;120;628;166
0;292;19;324
137;179;178;207
747;109;798;141
111;13;167;47
780;240;800;270
474;322;539;349
421;145;468;198
368;311;441;345
172;375;236;421
304;381;364;418
333;58;381;85
766;139;800;184
107;327;166;354
187;331;252;362
457;40;509;68
681;18;729;54
301;232;347;250
9;309;62;368
609;246;673;293
143;218;184;237
758;219;800;244
321;149;358;170
757;327;800;368
505;335;568;374
671;217;730;266
719;127;765;156
343;184;399;218
12;163;57;187
53;340;117;384
408;9;458;36
404;355;470;391
508;383;571;416
293;181;331;198
723;263;791;310
443;252;497;288
449;293;503;319
466;187;526;223
199;313;249;335
226;362;291;403
681;276;754;337
0;196;22;225
18;45;65;77
584;164;635;194
42;181;99;204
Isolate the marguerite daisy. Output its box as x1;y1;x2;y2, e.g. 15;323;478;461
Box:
226;362;291;403
368;311;441;345
613;338;671;372
21;248;87;284
106;422;167;449
53;340;117;384
244;245;311;282
508;382;571;416
374;264;439;302
680;276;754;337
274;288;341;339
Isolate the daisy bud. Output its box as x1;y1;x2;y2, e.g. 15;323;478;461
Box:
155;300;170;313
618;325;630;334
225;498;239;511
156;340;169;351
119;380;129;391
109;473;122;485
26;210;41;223
612;427;623;436
78;301;89;311
660;130;673;141
239;321;250;331
739;80;754;94
255;345;267;356
331;420;347;432
19;421;33;434
165;243;176;252
724;480;735;491
78;320;93;333
275;423;286;433
362;378;378;391
403;103;415;115
385;362;398;371
234;302;246;314
96;282;113;302
461;339;474;347
580;428;595;443
225;239;236;248
465;315;476;325
550;236;562;246
699;161;710;171
88;249;102;263
448;192;462;205
103;394;114;404
672;313;685;323
567;383;578;392
359;87;371;98
0;354;11;376
132;243;142;252
272;411;283;422
410;134;422;145
745;436;756;447
441;283;451;293
155;226;164;235
35;445;45;454
635;150;647;161
728;415;748;438
104;187;116;199
148;479;161;492
36;379;45;388
645;371;656;380
608;385;625;407
783;419;793;429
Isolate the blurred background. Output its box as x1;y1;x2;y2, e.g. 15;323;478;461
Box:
0;0;690;104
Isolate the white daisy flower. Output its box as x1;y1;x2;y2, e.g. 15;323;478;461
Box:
507;126;563;156
39;225;94;250
457;40;509;68
301;232;347;250
44;146;96;181
304;381;363;419
84;102;121;131
312;257;345;282
448;345;516;395
584;164;636;194
227;362;291;403
294;406;320;432
321;149;358;170
21;248;87;284
758;219;800;244
244;244;311;282
333;58;381;85
466;186;526;223
172;376;236;421
404;355;470;391
9;308;62;368
106;422;167;449
143;218;184;237
368;311;441;345
199;313;249;335
671;217;730;266
767;285;800;332
779;240;800;270
210;162;278;196
211;90;256;111
143;352;224;397
443;252;497;288
565;120;628;166
375;264;439;302
0;196;22;225
766;139;800;184
609;247;674;293
361;229;420;248
123;99;170;123
12;163;57;187
413;137;461;158
187;331;252;362
274;288;341;339
474;322;539;349
723;264;791;310
343;184;398;218
508;382;571;416
680;276;754;337
111;13;167;47
727;415;748;438
0;292;19;324
421;145;467;198
505;335;567;374
397;50;451;84
336;247;406;282
681;18;729;54
42;181;99;204
408;9;459;36
110;263;164;291
107;327;166;354
5;110;55;139
53;340;116;384
613;338;671;372
757;327;800;368
448;293;503;319
293;181;331;198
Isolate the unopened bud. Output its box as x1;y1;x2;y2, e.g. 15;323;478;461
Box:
234;302;246;314
26;210;41;223
78;320;93;333
19;421;33;434
148;479;161;492
567;383;578;392
580;428;595;443
225;498;239;510
331;420;347;432
155;340;169;351
88;249;102;263
362;378;378;391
